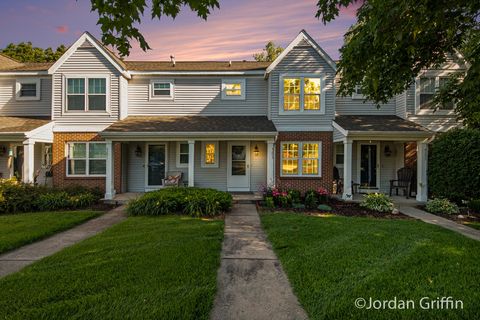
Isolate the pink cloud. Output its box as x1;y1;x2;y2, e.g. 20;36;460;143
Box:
56;25;69;34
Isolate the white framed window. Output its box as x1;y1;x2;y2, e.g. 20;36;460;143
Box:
201;141;219;168
281;142;322;177
279;74;325;114
415;73;455;114
351;85;365;99
150;79;174;99
16;78;41;101
66;142;107;176
221;79;246;100
334;144;344;169
65;76;108;112
176;142;189;168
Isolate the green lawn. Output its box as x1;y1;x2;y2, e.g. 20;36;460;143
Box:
261;213;480;320
464;221;480;230
0;211;102;254
0;216;224;320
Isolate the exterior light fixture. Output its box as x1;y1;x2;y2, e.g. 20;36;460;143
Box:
135;145;142;157
384;145;392;157
254;144;260;156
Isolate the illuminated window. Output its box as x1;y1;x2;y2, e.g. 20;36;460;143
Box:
201;141;219;168
281;142;321;176
281;75;322;112
222;79;246;100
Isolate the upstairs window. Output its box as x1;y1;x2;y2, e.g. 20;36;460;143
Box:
150;80;174;99
16;78;40;101
281;75;323;113
351;85;365;99
417;75;454;111
66;77;107;111
221;79;246;100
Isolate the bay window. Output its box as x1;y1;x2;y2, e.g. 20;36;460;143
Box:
281;142;322;176
67;142;107;176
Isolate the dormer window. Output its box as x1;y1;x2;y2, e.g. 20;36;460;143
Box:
66;76;108;112
150;80;174;99
16;78;40;101
280;74;324;114
221;79;246;100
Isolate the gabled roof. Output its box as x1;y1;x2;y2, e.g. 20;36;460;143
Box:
47;32;131;79
0;53;22;70
266;29;337;74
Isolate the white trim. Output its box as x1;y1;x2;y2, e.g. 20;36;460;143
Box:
221;78;246;100
48;32;131;79
0;71;48;75
15;78;41;101
63;74;111;114
53;124;110;132
188;140;195;187
65;141;108;177
176;141;189;168
414;71;456;115
128;70;264;76
227;141;251;192
201;141;219;168
119;76;129;120
145;143;168;189
149;79;174;100
280;141;322;177
266;30;337;74
332;121;349;136
351;85;365;100
356;142;381;192
278;73;326;115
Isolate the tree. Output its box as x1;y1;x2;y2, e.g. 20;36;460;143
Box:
253;41;284;62
90;0;219;57
1;42;67;62
315;0;480;128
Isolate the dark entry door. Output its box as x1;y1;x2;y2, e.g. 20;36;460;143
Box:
147;145;166;186
360;144;377;188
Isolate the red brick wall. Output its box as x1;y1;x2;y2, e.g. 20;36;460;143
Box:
52;132;121;193
275;131;333;194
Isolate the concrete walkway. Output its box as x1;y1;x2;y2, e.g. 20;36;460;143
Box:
0;205;127;278
211;203;308;320
398;205;480;241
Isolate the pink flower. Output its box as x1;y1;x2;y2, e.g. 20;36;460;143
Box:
317;187;328;195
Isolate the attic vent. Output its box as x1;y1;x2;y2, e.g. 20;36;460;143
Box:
170;55;176;67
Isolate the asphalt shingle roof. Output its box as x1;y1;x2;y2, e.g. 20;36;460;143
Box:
334;115;430;132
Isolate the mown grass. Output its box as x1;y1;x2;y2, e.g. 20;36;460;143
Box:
464;221;480;230
0;211;102;254
261;213;480;320
0;216;224;320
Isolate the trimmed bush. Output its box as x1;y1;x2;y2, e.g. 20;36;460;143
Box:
35;192;71;211
360;193;394;213
468;199;480;213
429;128;480;202
426;198;460;215
127;187;232;217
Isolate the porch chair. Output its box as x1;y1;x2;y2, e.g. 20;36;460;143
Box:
389;167;414;199
162;171;183;187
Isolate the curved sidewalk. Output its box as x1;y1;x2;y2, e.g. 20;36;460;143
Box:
0;206;126;278
211;203;308;320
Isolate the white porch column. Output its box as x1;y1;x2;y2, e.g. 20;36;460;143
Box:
267;140;275;187
342;139;353;200
188;140;195;187
22;139;35;184
416;141;428;202
104;140;115;200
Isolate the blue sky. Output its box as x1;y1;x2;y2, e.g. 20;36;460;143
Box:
0;0;360;61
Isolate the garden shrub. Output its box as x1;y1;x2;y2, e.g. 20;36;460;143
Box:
360;193;394;213
127;187;232;217
264;196;275;209
0;179;45;213
288;189;301;204
305;190;318;210
35;192;71;211
468;199;480;213
426;198;460;215
429;128;480;203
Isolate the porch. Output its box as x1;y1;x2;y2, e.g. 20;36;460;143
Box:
333;115;433;202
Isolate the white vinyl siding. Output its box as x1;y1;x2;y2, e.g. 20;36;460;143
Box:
0;77;51;117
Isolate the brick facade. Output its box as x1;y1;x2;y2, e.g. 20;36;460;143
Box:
52;132;122;193
275;131;333;194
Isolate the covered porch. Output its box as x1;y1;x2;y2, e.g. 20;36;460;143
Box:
333;115;433;202
100;116;277;199
0;116;54;185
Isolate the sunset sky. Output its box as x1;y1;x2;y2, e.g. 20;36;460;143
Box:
0;0;360;61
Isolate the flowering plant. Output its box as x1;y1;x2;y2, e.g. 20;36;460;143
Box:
316;187;329;196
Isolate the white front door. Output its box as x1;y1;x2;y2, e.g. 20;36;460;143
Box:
227;141;250;192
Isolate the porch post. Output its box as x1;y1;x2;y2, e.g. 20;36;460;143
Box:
267;140;275;187
416;140;428;202
105;140;115;200
342;139;353;200
22;139;35;184
188;140;195;187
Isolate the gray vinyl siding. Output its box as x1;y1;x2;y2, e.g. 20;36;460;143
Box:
127;76;267;116
0;77;51;117
250;141;266;192
333;127;344;142
167;141;188;181
408;116;460;132
405;84;415;115
126;142;145;192
52;41;120;126
270;39;335;130
395;91;407;118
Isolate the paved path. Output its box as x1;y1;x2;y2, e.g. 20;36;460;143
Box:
0;206;127;278
211;203;308;320
398;205;480;241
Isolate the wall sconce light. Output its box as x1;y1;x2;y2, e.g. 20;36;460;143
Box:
8;148;13;157
135;145;142;157
254;144;260;156
384;145;392;157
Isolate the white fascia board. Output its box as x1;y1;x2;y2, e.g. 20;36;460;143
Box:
0;71;48;76
25;122;54;142
53;123;111;132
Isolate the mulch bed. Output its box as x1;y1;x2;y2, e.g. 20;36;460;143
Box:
257;198;411;220
417;205;480;225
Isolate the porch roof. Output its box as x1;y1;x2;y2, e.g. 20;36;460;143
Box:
0;116;51;134
101;116;277;138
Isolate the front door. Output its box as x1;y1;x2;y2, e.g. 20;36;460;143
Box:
227;142;250;192
146;144;166;189
359;143;379;191
13;146;24;180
